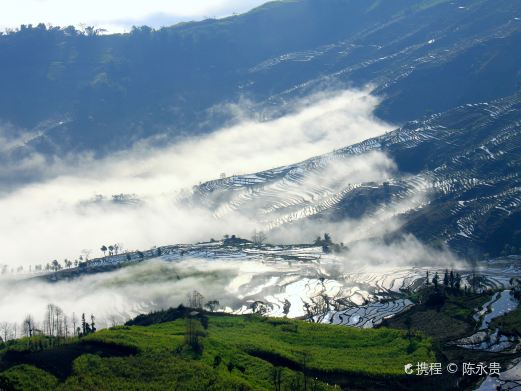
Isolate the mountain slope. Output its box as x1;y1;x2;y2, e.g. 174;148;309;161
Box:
0;0;520;156
192;93;521;257
0;312;435;391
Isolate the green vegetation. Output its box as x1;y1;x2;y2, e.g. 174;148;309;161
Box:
386;287;493;341
1;286;517;390
0;365;58;391
0;311;434;390
491;306;521;337
384;285;521;390
395;274;521;343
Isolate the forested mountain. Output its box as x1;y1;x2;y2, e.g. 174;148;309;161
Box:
1;0;520;156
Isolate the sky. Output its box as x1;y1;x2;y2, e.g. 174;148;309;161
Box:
0;0;268;33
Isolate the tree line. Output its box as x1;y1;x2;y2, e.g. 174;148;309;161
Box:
0;243;127;276
0;304;100;347
425;268;487;294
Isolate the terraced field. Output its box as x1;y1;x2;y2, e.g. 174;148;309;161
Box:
191;93;521;258
245;0;521;124
316;299;413;328
38;241;521;330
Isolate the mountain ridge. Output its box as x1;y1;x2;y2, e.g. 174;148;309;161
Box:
1;0;520;158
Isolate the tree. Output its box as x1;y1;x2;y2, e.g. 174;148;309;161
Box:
0;322;13;342
227;361;234;373
44;304;64;337
184;312;203;352
205;300;220;312
296;351;311;390
51;259;61;272
432;272;439;288
108;245;114;255
454;273;462;291
82;25;98;36
510;277;521;300
187;290;204;309
63;314;70;338
81;249;92;261
283;299;291;316
81;313;87;335
425;270;430;286
443;269;449;288
323;233;332;244
252;230;267;245
22;315;35;337
449;270;455;289
72;313;78;336
100;245;107;256
108;315;119;327
90;315;96;333
314;233;334;253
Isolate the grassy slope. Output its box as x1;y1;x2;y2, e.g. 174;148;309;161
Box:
385;288;521;390
491;306;521;337
385;290;493;342
0;365;58;391
0;314;434;390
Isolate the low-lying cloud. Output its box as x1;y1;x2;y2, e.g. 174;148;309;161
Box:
0;86;467;330
0;258;262;328
0;88;393;268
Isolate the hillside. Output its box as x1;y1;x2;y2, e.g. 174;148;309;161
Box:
0;310;435;391
0;0;520;157
2;1;521;389
1;284;519;391
192;93;521;257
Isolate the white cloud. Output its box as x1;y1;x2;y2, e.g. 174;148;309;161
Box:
0;88;467;328
0;88;393;267
0;0;268;33
0;257;261;328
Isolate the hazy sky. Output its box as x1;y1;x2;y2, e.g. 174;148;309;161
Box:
0;0;268;33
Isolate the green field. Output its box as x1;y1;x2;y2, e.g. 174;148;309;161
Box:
0;311;434;391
